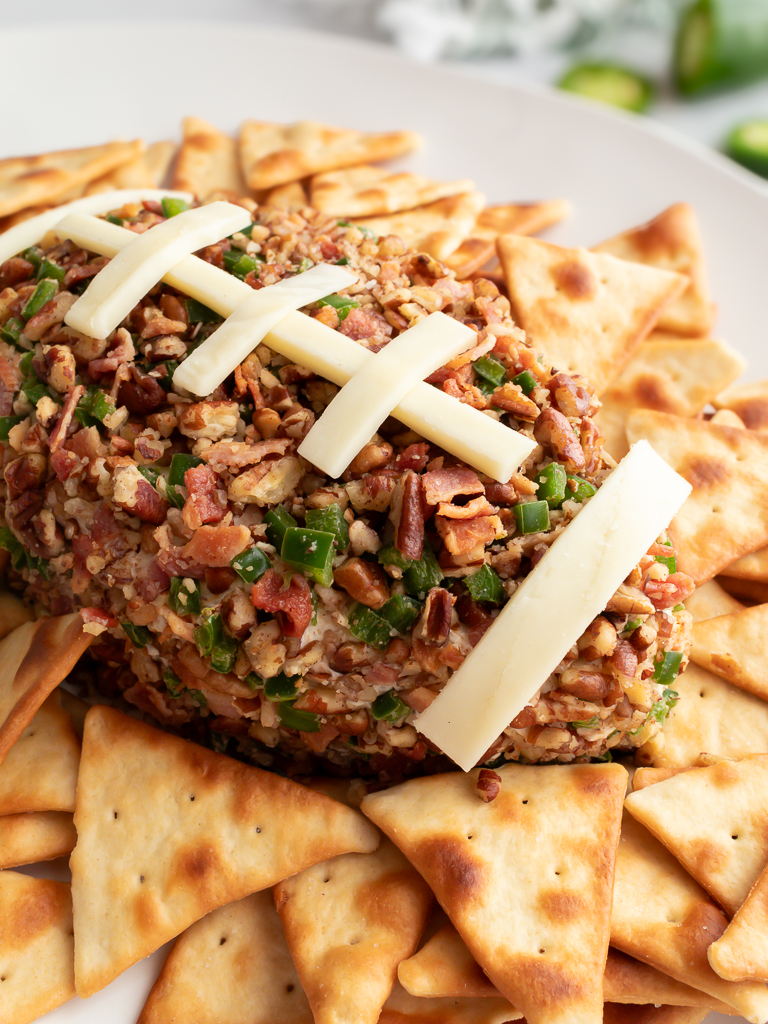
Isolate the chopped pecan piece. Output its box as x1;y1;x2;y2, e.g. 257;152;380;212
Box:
392;470;424;560
533;408;586;473
333;557;389;609
477;768;502;802
414;587;455;644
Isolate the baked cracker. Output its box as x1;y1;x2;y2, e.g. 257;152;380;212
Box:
708;862;768;982
0;588;33;639
0;810;77;868
71;705;379;997
354;191;486;261
625;409;768;584
310;163;474;217
592;203;715;337
263;180;309;209
713;379;768;431
720;545;768;582
138;889;313;1024
690;603;768;700
684;580;744;623
496;235;687;394
361;763;626;1024
380;982;520;1024
172;116;249;200
274;837;433;1024
604;1007;709;1024
0;871;76;1022
239;119;420;191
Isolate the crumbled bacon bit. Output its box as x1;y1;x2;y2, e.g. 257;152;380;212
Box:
251;569;313;639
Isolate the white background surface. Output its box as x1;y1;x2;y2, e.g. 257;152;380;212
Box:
3;11;767;1024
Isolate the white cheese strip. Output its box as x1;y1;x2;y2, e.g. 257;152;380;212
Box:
60;202;251;340
172;264;357;397
0;188;193;265
54;215;536;482
298;311;476;478
415;440;692;772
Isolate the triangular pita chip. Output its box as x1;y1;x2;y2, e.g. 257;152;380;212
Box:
263;179;309;208
603;1006;709;1024
0;691;79;814
592;203;715;337
625;754;768;915
0;139;145;218
380;982;520;1024
710;407;747;429
0;612;92;765
172;116;249;200
708;861;768;982
71;705;379;997
144;140;177;187
0;871;76;1022
596;337;745;460
684;579;743;623
138;889;313;1024
637;663;768;769
717;576;768;604
690;603;768;699
610;812;768;1021
0;810;77;868
84;148;156;193
496;236;687;394
361;763;627;1024
310;163;474;217
274;837;433;1024
714;379;768;431
720;544;768;581
240;119;420;190
0;588;33;639
354;191;486;261
625;409;768;583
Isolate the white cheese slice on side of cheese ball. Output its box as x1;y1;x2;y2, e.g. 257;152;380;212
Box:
53;214;536;482
61;201;251;340
298;311;476;478
415;440;692;772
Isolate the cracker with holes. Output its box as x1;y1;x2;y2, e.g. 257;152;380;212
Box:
684;579;743;623
592;203;715;337
720;544;768;581
0;871;77;1022
353;191;486;261
70;705;379;997
239;119;421;190
0;613;93;767
625;755;768;915
611;813;768;1021
172;116;249;200
309;163;475;217
496;235;687;394
625;410;768;584
714;379;768;432
689;604;768;699
361;763;626;1024
274;837;433;1024
138;889;313;1024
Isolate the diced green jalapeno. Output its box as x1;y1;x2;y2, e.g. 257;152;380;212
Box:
161;197;191;218
653;651;684;689
231;547;270;585
169;453;204;485
403;545;443;600
245;672;262;691
639;687;680;730
37;258;65;283
194;612;222;658
18;351;35;376
317;293;360;322
473;354;507;389
335;256;350;266
379;594;422;633
0;317;24;347
348;603;393;648
185;298;220;323
655;553;677;574
22;246;43;272
138;466;161;487
377;545;412;571
121;622;152;647
281;527;336;586
558;61;654;113
264;507;298;549
22;279;58;320
210;636;238;674
565;475;597;503
223;249;264;279
371;690;411;724
277;701;321;732
511;370;538;395
0;416;23;441
163;669;184;698
305;505;350;551
21;378;52;406
105;213;124;226
535;462;567;509
465;564;505;605
263;673;300;702
621;616;643;637
571;715;601;729
513;500;550;535
168;577;202;617
295;257;314;273
673;603;685;613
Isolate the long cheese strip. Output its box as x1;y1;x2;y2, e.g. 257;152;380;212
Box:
53;215;536;482
299;311;476;478
61;202;251;340
0;188;193;265
415;440;692;772
173;263;357;397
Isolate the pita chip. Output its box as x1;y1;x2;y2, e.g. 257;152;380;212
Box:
684;580;744;623
626;754;768;915
690;604;768;699
592;203;715;337
274;837;433;1024
610;812;768;1022
380;982;521;1024
708;863;768;982
144;140;177;187
717;576;768;605
0;139;145;218
625;409;768;583
354;190;486;261
362;763;627;1024
0;871;76;1023
84;149;156;193
0;809;77;868
263;179;309;209
239;119;420;191
0;691;79;814
71;705;379;997
0;588;33;640
720;543;768;582
172;116;249;200
714;379;768;432
603;1006;709;1024
710;408;747;429
496;235;687;394
596;337;745;460
138;889;313;1024
310;163;474;216
0;612;92;765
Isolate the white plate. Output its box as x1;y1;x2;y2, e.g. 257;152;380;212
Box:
4;21;765;1024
